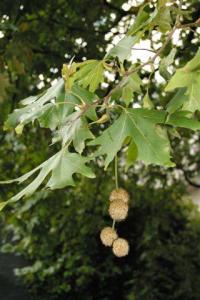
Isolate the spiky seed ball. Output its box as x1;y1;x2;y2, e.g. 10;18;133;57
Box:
100;227;118;247
112;238;130;257
109;199;128;221
109;188;129;204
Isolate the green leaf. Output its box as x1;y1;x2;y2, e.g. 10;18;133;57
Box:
127;6;151;36
122;85;133;106
167;111;200;131
159;48;176;80
165;49;200;112
47;151;95;189
106;36;140;62
71;85;98;121
182;76;200;112
166;72;200;112
165;69;193;92
1;151;61;203
73;60;104;92
41;83;98;126
121;73;142;106
89;108;174;168
112;72;142;106
53;113;94;153
53;111;82;146
153;6;172;33
128;4;171;35
38;90;75;130
125;140;138;171
0;149;95;208
183;48;200;72
73;121;94;153
166;88;188;114
4;78;64;130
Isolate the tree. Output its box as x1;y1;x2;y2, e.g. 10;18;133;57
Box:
1;0;200;298
1;0;200;207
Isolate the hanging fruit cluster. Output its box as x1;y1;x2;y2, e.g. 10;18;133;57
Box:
100;188;130;257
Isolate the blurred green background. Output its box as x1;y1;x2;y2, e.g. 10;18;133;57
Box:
1;0;200;299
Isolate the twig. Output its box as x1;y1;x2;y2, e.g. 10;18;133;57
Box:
132;47;156;53
112;220;116;229
177;18;200;29
103;6;183;103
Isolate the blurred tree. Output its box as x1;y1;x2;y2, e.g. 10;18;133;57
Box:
2;171;200;300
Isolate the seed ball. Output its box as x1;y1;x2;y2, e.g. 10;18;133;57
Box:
100;227;118;247
112;238;130;257
109;188;129;204
109;199;128;221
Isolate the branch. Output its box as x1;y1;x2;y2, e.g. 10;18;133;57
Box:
131;47;156;53
176;162;200;188
177;18;200;29
183;172;200;188
127;5;182;75
103;7;184;103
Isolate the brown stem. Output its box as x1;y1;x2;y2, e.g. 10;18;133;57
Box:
177;18;200;29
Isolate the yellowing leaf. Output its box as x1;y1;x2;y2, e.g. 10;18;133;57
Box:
153;6;172;33
62;62;77;90
15;124;24;135
90;114;110;125
143;92;154;109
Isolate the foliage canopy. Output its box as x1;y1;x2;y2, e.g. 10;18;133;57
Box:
1;0;200;299
1;0;200;209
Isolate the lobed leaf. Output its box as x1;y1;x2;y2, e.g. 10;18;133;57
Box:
106;36;140;62
159;48;176;80
89;108;200;169
72;60;104;92
53;113;94;153
121;73;143;106
0;149;95;210
89;108;174;168
4;78;64;131
165;49;200;112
